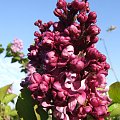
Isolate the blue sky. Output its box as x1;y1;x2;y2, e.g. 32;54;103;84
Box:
0;0;120;93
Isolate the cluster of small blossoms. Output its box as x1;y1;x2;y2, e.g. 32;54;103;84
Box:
11;38;23;53
21;0;111;119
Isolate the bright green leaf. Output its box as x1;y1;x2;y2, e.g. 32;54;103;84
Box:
9;109;18;116
4;105;11;115
16;88;37;120
0;84;12;101
20;58;29;66
0;116;2;120
109;103;120;117
2;93;17;104
34;105;41;120
108;82;120;103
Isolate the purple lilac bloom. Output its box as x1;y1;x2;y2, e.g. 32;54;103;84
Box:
21;0;111;119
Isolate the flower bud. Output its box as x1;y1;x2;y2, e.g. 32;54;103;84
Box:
54;8;63;17
57;0;67;9
42;74;51;83
70;58;84;73
69;25;80;35
104;63;110;70
83;106;92;113
34;31;41;37
99;54;106;62
88;25;101;36
90;97;100;107
61;45;74;59
59;36;71;44
39;83;48;92
88;11;97;23
45;51;58;67
94;105;107;116
28;84;38;92
77;13;88;23
71;0;85;11
87;47;99;59
90;36;99;43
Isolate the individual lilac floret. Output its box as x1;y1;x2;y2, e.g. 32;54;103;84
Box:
11;38;23;53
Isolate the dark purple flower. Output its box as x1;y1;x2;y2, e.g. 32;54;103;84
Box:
61;45;75;59
71;0;85;11
88;11;97;23
21;0;111;119
45;51;58;67
57;0;67;10
77;13;88;23
54;8;63;17
88;25;101;36
70;57;84;73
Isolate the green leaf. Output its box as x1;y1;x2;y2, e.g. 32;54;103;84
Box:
5;51;12;57
0;48;4;54
2;93;17;104
0;44;4;54
16;88;37;120
11;56;21;63
34;105;41;120
20;58;29;66
20;68;27;73
109;103;120;117
6;43;12;51
4;105;11;115
0;84;12;101
36;106;49;120
9;109;18;116
108;82;120;103
86;115;95;120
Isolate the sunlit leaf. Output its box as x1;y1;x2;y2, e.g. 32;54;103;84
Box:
34;105;41;120
4;105;11;115
2;93;17;104
0;84;12;101
9;109;18;116
109;103;120;117
108;82;120;103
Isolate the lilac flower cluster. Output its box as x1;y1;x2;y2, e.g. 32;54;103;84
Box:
11;38;23;53
21;0;111;119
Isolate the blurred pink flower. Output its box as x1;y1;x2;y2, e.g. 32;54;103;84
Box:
11;38;23;53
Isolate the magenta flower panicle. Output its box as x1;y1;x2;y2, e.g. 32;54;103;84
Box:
21;0;111;119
